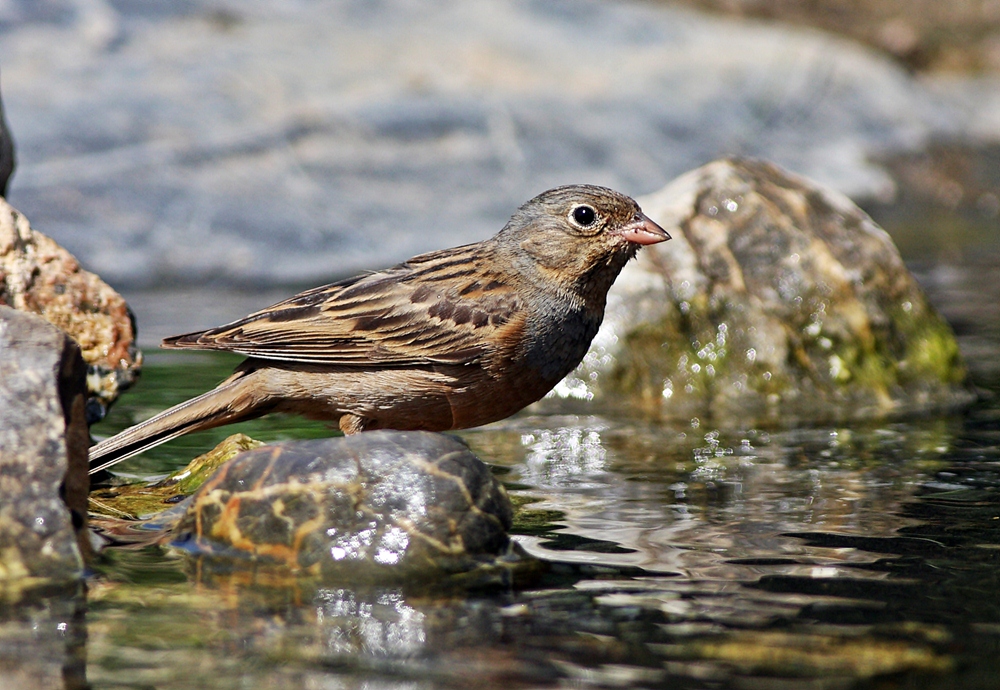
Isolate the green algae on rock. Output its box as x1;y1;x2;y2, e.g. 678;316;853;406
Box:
89;433;264;521
656;627;952;678
156;432;526;586
557;158;972;426
171;433;507;576
89;432;530;586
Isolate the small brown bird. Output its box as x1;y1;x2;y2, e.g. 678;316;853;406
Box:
89;185;669;474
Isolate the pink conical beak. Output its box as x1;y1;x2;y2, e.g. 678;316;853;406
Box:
621;212;670;245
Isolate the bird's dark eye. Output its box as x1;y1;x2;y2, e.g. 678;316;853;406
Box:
571;205;597;227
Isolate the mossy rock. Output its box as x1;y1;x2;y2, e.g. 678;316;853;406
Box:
88;433;264;521
91;432;531;587
557;158;972;426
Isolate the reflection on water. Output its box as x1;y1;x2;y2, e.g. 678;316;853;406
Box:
3;256;1000;689
468;415;956;582
315;588;427;657
522;426;609;487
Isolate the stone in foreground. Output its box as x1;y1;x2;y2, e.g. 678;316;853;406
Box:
0;197;141;422
0;306;89;584
169;431;520;584
562;158;971;425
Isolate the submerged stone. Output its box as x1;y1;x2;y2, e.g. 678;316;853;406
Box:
674;629;952;677
0;197;141;422
561;158;972;425
167;431;522;585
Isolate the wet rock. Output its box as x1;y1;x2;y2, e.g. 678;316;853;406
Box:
560;158;971;425
0;74;14;197
0;197;141;421
0;588;88;690
169;431;522;585
0;306;90;584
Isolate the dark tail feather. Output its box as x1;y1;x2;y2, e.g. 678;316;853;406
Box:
88;373;260;475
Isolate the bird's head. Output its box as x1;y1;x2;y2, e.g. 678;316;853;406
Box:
499;184;670;298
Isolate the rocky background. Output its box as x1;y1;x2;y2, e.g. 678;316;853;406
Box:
0;0;998;345
671;0;1000;74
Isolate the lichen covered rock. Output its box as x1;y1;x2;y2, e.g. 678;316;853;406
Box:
558;158;971;425
0;197;141;421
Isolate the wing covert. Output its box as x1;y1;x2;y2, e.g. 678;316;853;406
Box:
162;245;523;367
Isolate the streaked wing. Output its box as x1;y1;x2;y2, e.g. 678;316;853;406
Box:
162;244;523;367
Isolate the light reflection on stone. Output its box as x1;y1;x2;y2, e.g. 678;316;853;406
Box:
327;524;379;562
315;588;427;657
374;527;410;566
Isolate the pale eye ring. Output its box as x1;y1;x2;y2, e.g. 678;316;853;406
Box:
571;205;597;227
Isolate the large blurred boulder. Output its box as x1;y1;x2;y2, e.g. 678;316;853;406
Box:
0;306;90;584
560;158;971;426
0;197;141;421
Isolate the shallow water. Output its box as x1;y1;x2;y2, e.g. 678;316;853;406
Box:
3;250;999;688
3;0;999;684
